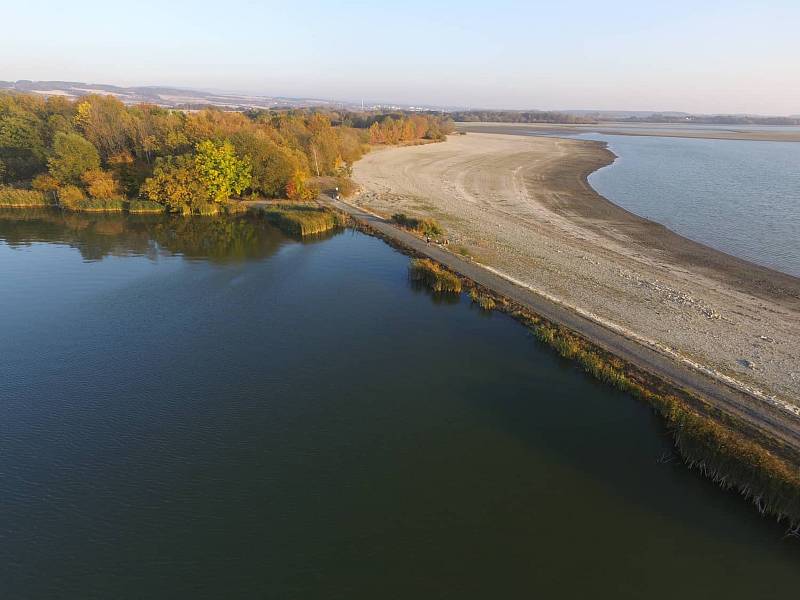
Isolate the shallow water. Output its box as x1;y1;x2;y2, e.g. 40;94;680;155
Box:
1;211;798;598
580;133;800;276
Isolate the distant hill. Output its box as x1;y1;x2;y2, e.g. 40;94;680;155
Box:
0;80;356;110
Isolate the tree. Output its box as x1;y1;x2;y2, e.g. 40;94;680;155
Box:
47;132;100;185
285;170;317;201
0;95;47;180
140;155;209;214
230;130;307;198
369;122;384;144
73;95;131;161
82;169;120;199
193;140;251;202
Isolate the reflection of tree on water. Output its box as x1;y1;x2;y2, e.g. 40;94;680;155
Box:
0;209;330;263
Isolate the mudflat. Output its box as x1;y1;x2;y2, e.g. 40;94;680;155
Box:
352;133;800;407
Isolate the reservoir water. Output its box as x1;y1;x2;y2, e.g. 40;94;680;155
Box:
1;211;798;598
580;133;800;277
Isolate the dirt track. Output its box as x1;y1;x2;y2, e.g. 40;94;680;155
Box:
352;133;800;412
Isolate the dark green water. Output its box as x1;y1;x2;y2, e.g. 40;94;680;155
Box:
1;210;798;599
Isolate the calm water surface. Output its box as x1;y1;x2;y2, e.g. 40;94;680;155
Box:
581;133;800;276
1;211;798;599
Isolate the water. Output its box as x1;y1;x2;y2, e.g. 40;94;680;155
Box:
581;133;800;277
1;211;798;599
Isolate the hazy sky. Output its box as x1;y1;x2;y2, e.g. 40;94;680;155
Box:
2;0;799;114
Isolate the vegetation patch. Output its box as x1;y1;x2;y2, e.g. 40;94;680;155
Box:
127;199;165;214
409;258;462;293
71;197;127;212
391;213;443;236
260;205;342;236
469;288;496;311
0;187;52;208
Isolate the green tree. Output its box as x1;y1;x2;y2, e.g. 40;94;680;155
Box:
231;130;307;197
0;95;47;180
47;132;100;185
140;155;209;214
193;140;251;202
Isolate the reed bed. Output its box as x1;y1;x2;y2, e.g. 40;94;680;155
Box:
516;311;800;525
261;206;341;236
72;197;127;212
409;258;462;293
127;199;166;214
469;288;496;311
0;187;52;208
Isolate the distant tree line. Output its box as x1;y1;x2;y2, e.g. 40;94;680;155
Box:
617;113;800;126
450;110;596;124
0;92;450;214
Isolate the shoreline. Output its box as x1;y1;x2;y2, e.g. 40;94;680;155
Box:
350;133;800;405
456;121;800;143
512;135;800;303
326;193;800;524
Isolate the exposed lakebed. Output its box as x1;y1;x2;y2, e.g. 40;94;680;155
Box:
1;211;798;598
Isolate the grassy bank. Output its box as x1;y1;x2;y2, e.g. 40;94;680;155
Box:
256;204;344;236
351;216;800;528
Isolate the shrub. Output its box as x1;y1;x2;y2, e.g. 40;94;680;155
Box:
335;176;358;198
0;186;51;207
57;185;86;209
391;213;442;236
81;169;120;199
409;258;462;293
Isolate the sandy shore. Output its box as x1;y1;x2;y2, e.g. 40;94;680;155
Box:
352;133;800;407
456;122;800;142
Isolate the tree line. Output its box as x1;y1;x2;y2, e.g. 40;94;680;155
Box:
450;110;596;124
0;93;452;214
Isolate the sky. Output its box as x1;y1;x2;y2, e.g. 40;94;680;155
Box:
2;0;799;115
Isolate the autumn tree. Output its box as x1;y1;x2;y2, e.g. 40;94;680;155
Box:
47;132;100;185
193;140;251;202
140;155;209;214
82;169;120;199
73;95;131;161
32;174;61;201
285;170;317;201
